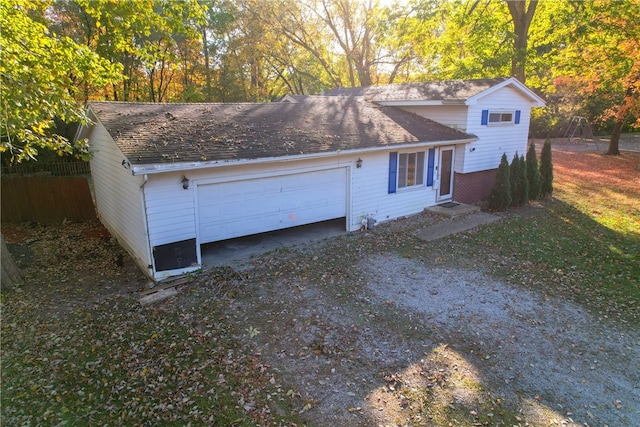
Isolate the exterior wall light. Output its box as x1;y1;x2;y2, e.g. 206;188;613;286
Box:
356;158;363;168
181;176;190;189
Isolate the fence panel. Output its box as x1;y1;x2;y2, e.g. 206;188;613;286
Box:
1;176;96;223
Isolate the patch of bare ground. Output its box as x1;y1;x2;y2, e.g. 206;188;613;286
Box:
3;137;639;426
198;233;639;426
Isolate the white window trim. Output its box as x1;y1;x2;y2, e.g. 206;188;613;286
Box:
397;151;426;190
488;110;515;126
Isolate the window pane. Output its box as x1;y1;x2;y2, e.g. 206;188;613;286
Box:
416;151;425;185
501;113;513;122
407;153;416;186
398;153;408;188
489;113;501;123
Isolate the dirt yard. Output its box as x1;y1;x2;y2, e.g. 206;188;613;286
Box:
2;140;639;426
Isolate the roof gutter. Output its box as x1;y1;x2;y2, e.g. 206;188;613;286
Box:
377;99;466;107
129;137;477;176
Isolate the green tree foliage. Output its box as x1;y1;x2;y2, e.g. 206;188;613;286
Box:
5;0;637;138
509;152;528;206
488;153;512;211
0;0;121;162
519;154;529;204
526;142;542;200
540;139;553;197
505;0;538;83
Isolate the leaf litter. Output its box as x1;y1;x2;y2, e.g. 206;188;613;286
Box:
2;144;639;426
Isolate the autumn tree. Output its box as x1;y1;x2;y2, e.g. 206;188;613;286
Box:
1;0;120;162
554;0;640;154
0;0;120;289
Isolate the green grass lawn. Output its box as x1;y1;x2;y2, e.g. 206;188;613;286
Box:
455;150;640;325
2;149;638;426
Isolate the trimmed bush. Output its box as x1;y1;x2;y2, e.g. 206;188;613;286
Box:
526;142;542;200
488;153;512;211
540;139;554;197
510;152;528;206
519;154;529;204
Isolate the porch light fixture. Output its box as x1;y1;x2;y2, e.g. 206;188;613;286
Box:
121;159;130;169
181;176;190;190
356;158;363;168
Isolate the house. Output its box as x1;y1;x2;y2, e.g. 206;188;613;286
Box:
323;77;546;202
77;77;544;280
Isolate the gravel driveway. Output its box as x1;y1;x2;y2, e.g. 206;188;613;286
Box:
363;254;639;426
228;240;639;426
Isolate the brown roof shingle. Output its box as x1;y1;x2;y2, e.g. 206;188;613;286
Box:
88;96;474;165
324;77;509;102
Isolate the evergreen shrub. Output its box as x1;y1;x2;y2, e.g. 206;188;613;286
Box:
526;142;542;200
488;153;512;211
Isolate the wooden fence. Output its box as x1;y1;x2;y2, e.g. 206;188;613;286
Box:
1;175;96;223
1;161;91;176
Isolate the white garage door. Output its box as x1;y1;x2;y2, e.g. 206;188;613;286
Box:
198;168;347;243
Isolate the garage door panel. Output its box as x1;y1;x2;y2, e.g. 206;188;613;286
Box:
198;168;346;243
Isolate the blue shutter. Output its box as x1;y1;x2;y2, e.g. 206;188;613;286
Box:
388;152;397;194
426;148;435;187
515;110;521;124
481;110;489;125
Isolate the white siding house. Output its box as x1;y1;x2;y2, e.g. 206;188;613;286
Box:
329;77;545;202
79;78;544;280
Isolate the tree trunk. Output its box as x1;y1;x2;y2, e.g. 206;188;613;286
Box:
201;27;212;101
608;119;623;155
506;0;538;83
1;234;23;290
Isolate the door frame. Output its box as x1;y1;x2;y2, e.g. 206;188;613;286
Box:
437;146;455;201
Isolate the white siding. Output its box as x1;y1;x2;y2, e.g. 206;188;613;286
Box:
143;158;351;246
350;150;438;229
144;173;197;248
144;150;440;254
399;105;469;131
463;87;534;173
87;122;151;274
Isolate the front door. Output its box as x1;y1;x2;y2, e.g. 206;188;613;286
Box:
437;146;454;201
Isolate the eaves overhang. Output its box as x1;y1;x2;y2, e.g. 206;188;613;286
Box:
377;99;466;107
465;77;546;107
128;137;478;176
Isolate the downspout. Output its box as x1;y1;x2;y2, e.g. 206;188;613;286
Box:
139;174;154;279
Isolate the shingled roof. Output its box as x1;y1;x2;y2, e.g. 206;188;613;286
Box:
324;77;510;102
88;97;475;166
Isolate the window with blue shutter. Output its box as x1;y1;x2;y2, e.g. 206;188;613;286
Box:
484;109;519;125
388;152;397;193
426;148;435;186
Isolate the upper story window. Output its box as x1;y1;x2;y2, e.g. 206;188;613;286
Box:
489;111;513;124
481;109;521;126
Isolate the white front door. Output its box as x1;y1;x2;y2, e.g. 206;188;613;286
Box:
437;146;455;201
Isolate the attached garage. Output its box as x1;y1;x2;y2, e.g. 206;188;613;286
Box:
82;94;481;280
197;167;348;243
